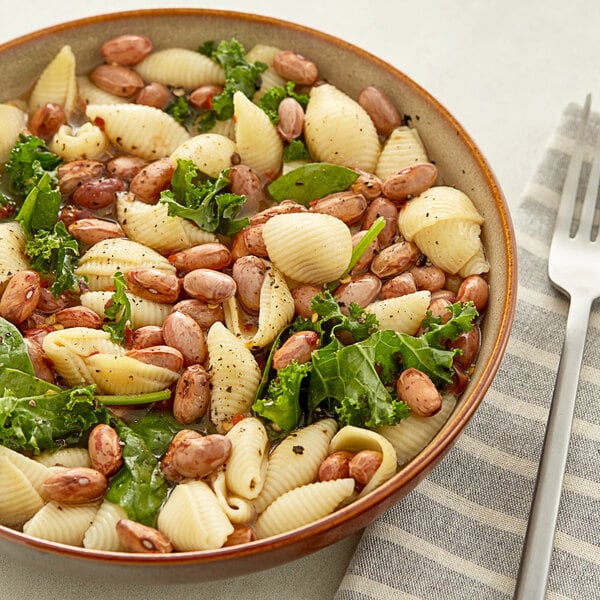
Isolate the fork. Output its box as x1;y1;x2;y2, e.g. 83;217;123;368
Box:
513;94;600;599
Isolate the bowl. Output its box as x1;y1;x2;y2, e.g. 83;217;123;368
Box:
0;8;517;583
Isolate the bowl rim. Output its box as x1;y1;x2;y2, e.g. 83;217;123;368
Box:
0;6;518;568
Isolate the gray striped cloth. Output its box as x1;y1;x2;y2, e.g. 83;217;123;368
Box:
335;102;600;600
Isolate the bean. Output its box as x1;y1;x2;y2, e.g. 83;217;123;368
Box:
224;525;257;547
116;519;173;554
272;330;320;370
162;311;208;366
348;450;383;490
172;364;211;424
161;429;202;482
124;268;181;303
277;96;304;142
310;191;367;226
101;34;153;66
126;345;185;373
90;64;145;97
88;424;124;477
28;102;66;139
24;337;55;384
370;240;420;279
396;367;442;417
41;467;107;504
380;272;417;299
58;160;105;196
189;84;223;109
350;230;380;275
231;255;266;315
249;200;307;226
456;275;489;313
171;298;224;331
428;297;453;323
358;86;401;137
361;196;398;247
334;273;382;312
351;169;383;201
272;50;318;85
168;242;232;273
171;434;232;479
136;82;172;109
450;325;481;370
409;265;446;292
318;451;355;482
54;306;103;329
0;270;41;324
72;177;125;209
129;158;174;204
291;284;322;318
382;162;438;202
35;287;69;314
182;269;237;305
242;224;269;257
106;155;147;181
227;165;265;217
68;218;125;245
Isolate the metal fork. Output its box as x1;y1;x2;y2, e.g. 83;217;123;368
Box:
514;94;600;598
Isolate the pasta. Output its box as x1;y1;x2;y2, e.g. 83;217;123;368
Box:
0;456;44;527
170;133;237;179
0;104;27;164
375;126;430;180
366;291;431;336
0;221;28;292
82;500;128;551
49;123;109;161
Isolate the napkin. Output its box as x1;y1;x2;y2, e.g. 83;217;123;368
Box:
335;102;600;600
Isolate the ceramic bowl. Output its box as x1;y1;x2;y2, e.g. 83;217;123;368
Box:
0;8;517;583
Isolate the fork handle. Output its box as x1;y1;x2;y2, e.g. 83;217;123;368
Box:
513;293;592;599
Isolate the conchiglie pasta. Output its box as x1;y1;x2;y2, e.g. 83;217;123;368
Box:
0;456;44;527
28;45;77;115
80;291;172;328
0;221;29;293
262;212;352;284
225;417;269;500
76;76;128;106
85;353;179;395
135;48;225;89
366;290;431;336
375;126;430;180
398;186;489;275
329;425;397;498
86;104;190;160
457;244;490;277
49;123;109;161
0;445;51;492
0;104;27;164
245;44;286;102
157;479;233;551
82;500;128;551
34;447;92;469
170;133;236;178
254;478;355;539
206;321;262;433
224;261;295;350
233;91;283;180
209;467;256;524
42;327;126;388
22;501;99;546
76;237;176;291
116;193;217;254
253;418;338;514
304;83;380;172
377;394;458;466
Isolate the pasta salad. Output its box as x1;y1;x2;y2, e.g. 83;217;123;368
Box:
0;34;489;553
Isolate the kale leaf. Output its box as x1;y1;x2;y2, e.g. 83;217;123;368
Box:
102;271;133;345
160;159;249;236
258;81;309;124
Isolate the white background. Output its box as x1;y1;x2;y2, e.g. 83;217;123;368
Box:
0;1;597;598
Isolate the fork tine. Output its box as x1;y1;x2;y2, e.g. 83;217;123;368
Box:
554;94;591;238
578;121;600;240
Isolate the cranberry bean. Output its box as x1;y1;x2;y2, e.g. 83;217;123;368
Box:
58;160;105;196
272;50;319;85
54;306;103;329
318;451;355;482
456;275;489;313
224;525;257;546
172;364;211;424
41;467;107;504
382;163;438;202
334;273;382;312
397;368;443;417
168;242;232;273
90;64;145;97
28;102;66;138
162;429;202;482
132;325;164;348
231;255;266;316
361;196;398;247
101;34;153;66
310;191;367;226
106;155;147;182
370;240;420;279
189;84;223;109
129;158;174;204
351;169;383;201
126;345;185;373
72;177;125;209
182;269;237;305
162;311;208;366
171;299;224;331
277;96;304;142
68;218;125;245
272;330;320;370
124;268;181;303
380;272;417;299
24;338;55;384
350;230;380;275
171;434;232;478
408;265;446;292
291;284;322;318
349;450;383;490
88;424;123;477
116;519;173;554
450;325;481;370
0;270;41;324
136;82;172;109
358;86;402;138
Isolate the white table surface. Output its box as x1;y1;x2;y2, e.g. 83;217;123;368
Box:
0;1;597;598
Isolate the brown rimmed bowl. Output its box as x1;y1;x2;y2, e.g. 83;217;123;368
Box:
0;8;517;583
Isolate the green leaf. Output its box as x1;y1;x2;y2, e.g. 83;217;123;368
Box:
160;159;249;236
102;271;132;345
0;317;34;375
166;95;191;124
106;420;169;527
0;367;60;397
4;134;61;199
258;81;309;124
25;221;82;296
267;163;360;205
282;140;312;163
16;171;61;237
253;361;312;437
0;385;108;454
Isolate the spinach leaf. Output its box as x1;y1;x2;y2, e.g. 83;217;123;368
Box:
106;418;171;526
0;317;34;375
0;384;108;454
0;367;60;397
267;163;360;205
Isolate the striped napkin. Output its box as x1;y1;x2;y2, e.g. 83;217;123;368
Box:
335;102;600;600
